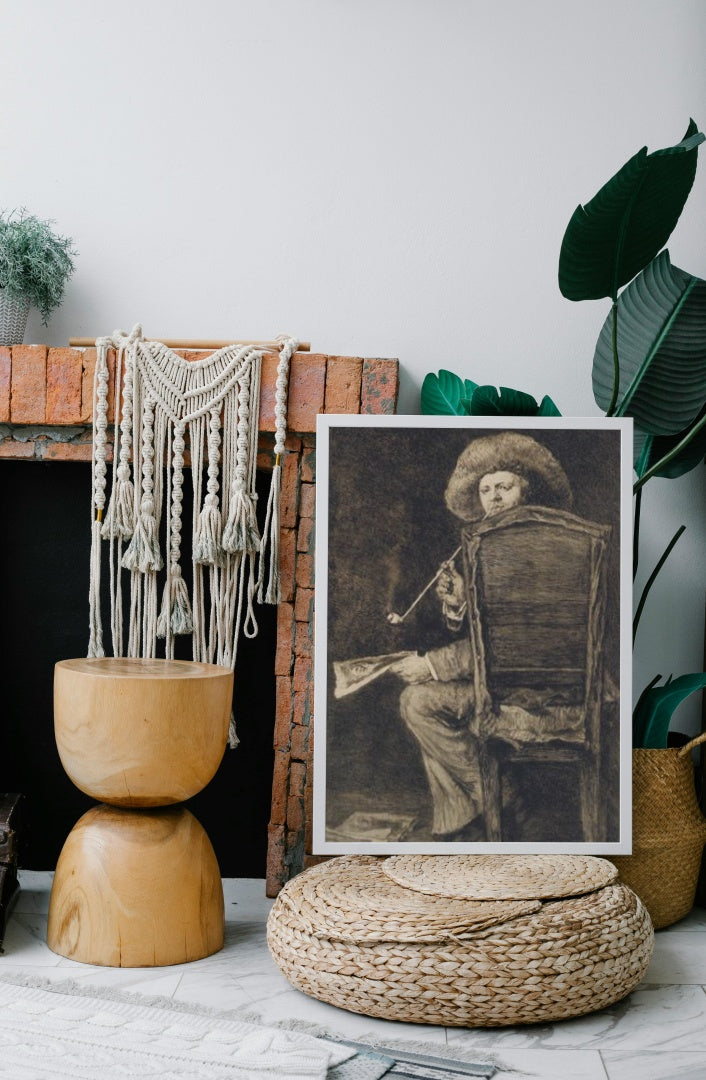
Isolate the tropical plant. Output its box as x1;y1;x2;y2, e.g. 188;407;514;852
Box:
422;121;706;748
559;120;706;748
0;209;76;323
421;371;561;418
559;119;706;489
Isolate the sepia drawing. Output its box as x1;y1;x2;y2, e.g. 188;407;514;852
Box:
314;417;632;854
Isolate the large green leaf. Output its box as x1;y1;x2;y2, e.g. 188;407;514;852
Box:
537;395;562;417
421;370;478;414
634;407;706;479
421;373;563;418
469;385;562;416
633;672;706;748
559;120;704;301
592;251;706;434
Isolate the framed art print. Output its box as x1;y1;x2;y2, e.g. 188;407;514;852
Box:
313;416;633;855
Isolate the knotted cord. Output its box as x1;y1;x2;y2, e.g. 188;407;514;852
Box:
89;325;296;745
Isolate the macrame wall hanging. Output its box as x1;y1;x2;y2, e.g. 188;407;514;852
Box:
88;325;297;745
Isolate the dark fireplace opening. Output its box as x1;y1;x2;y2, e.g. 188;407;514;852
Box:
0;459;276;877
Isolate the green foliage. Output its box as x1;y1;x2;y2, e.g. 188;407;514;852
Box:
559;120;704;302
470;385;562;417
421;370;477;415
422;122;706;752
0;209;76;323
592;252;706;439
633;673;706;749
632;525;685;643
558;121;706;746
634;408;706;480
421;370;561;418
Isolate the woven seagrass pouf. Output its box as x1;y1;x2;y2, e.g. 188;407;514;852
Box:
266;854;654;1027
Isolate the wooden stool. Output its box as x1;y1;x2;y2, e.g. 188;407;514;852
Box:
47;658;233;967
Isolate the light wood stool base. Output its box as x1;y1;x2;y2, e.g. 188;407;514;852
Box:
48;658;233;967
48;804;224;967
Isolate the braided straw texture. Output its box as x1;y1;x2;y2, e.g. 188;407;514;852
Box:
611;740;706;929
382;853;618;900
267;855;653;1027
273;856;540;943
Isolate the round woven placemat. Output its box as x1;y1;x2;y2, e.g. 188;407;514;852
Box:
382;853;618;899
277;856;540;943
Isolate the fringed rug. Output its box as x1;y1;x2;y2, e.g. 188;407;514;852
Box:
0;975;363;1079
0;974;499;1078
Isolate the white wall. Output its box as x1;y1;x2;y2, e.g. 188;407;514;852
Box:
3;0;705;725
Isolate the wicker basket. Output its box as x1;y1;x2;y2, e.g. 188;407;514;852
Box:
267;854;653;1027
0;290;29;346
611;732;706;930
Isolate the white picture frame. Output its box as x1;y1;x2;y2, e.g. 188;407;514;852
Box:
313;415;633;855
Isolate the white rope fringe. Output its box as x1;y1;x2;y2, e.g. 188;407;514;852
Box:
257;334;297;604
87;339;110;658
88;326;297;747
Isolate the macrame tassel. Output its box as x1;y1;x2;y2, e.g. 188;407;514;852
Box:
102;337;136;541
88;338;110;657
228;710;240;749
257;335;296;605
122;498;163;573
101;467;135;540
157;570;194;637
87;518;105;657
194;494;224;566
195;405;225;566
257;461;282;604
222;362;261;556
222;489;261;554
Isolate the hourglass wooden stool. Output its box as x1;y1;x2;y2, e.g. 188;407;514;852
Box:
47;658;233;967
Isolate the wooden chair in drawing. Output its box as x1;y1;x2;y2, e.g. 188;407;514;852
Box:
462;506;612;843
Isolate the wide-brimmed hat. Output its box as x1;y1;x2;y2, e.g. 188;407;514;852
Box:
444;432;573;521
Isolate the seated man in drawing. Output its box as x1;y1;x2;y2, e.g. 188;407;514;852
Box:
389;432;574;841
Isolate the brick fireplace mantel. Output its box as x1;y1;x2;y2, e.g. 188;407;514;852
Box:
0;344;399;895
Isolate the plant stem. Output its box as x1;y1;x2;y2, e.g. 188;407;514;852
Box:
633;486;642;581
633;410;706;492
632;672;663;747
633;525;686;644
606;302;620;417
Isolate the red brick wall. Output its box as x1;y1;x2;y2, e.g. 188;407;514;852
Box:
0;345;399;894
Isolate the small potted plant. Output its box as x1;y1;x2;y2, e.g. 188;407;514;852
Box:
0;209;76;345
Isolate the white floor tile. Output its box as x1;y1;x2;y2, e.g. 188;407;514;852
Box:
446;984;706;1051
1;914;63;967
489;1048;608;1079
171;969;267;1011
659;907;706;932
234;981;449;1046
14;870;53;914
602;1049;706;1079
645;931;706;983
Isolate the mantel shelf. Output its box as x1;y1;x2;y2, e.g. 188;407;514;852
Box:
0;345;398;462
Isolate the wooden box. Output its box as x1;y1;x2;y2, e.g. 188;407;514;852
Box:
0;794;23;949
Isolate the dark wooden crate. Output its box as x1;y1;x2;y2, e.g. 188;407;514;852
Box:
0;794;23;949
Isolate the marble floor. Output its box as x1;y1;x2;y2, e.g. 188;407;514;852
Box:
2;871;706;1080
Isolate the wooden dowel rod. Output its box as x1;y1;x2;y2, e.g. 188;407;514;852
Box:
68;337;311;351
